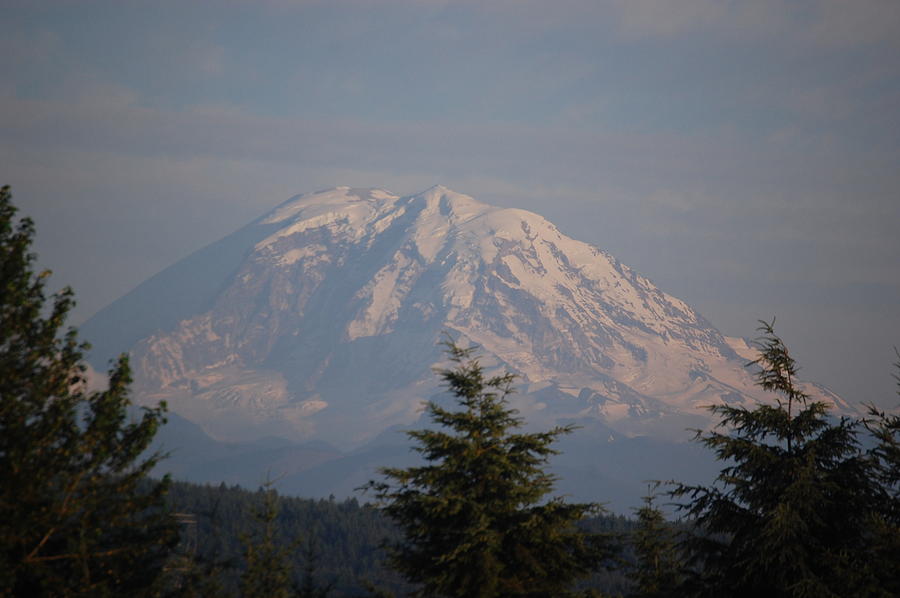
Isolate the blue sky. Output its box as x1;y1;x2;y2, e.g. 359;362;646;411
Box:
3;0;899;407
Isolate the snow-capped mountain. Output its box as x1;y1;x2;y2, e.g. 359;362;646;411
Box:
83;186;851;449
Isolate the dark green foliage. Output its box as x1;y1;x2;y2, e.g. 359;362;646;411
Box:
669;321;883;598
164;481;409;597
860;351;900;595
365;341;614;597
0;186;175;596
628;491;682;598
163;479;633;597
237;479;334;598
573;515;635;597
241;481;298;598
296;537;335;598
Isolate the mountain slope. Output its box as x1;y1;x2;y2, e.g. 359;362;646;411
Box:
84;186;851;449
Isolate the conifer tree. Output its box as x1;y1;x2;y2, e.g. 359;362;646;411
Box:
240;482;295;598
669;321;881;598
296;538;332;598
629;490;682;598
240;480;332;598
0;185;175;596
860;351;900;595
365;340;613;598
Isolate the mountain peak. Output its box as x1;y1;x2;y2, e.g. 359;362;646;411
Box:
83;186;850;448
422;183;452;194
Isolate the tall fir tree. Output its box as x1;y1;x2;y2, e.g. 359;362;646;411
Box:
240;482;295;598
628;490;682;598
365;340;613;598
296;538;332;598
0;186;176;597
240;480;332;598
669;321;883;598
860;350;900;595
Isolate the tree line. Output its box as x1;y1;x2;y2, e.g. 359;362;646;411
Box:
2;185;898;597
143;479;630;597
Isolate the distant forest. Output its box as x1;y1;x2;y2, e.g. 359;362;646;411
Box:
164;480;635;597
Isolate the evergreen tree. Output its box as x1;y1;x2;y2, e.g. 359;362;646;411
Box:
860;350;900;595
240;480;333;598
628;490;682;598
0;185;176;596
669;321;881;598
365;340;613;598
296;538;332;598
240;482;295;598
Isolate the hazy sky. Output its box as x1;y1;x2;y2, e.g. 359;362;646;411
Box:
3;0;899;408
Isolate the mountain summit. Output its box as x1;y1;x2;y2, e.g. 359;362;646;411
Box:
83;186;849;448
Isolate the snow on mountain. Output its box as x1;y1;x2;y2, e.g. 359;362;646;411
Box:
83;186;852;448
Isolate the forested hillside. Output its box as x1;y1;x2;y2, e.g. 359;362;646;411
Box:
164;480;635;597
